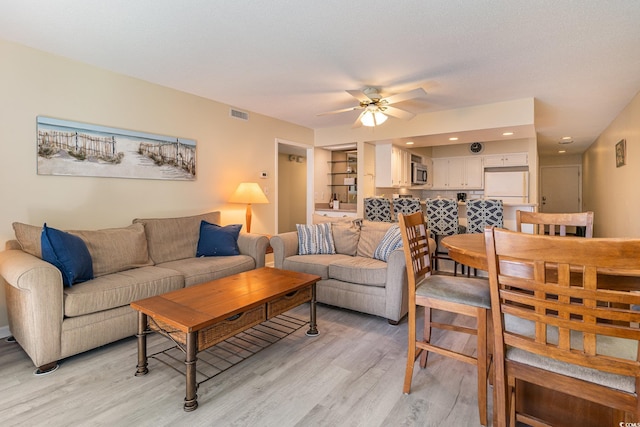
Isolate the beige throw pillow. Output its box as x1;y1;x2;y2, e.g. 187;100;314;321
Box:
356;220;394;259
133;211;221;264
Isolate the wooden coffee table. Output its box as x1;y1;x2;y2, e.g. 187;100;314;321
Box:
131;267;320;411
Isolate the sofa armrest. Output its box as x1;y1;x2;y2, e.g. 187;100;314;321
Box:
0;249;64;367
237;233;269;268
269;232;299;269
384;248;409;322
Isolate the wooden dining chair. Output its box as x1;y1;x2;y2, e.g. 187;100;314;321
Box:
516;210;594;237
399;211;491;426
484;227;640;427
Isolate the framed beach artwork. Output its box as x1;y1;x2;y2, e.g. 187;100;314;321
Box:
616;139;626;168
36;116;196;180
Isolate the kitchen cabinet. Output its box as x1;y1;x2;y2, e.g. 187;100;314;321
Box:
432;156;483;190
483;152;528;168
375;144;410;187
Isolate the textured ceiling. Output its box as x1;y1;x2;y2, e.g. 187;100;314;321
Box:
1;1;639;155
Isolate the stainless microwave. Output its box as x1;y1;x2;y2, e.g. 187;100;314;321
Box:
411;162;428;185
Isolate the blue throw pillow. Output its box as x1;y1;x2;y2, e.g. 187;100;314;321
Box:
41;223;94;287
196;221;242;257
373;224;403;262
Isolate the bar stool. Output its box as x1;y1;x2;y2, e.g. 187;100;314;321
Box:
425;198;463;275
364;197;393;222
393;197;422;221
466;199;504;233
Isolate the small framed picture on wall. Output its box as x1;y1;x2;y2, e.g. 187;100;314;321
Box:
616;139;626;167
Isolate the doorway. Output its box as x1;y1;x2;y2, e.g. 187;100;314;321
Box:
276;139;313;233
540;165;581;213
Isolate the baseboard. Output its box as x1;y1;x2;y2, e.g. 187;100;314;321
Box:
0;325;11;339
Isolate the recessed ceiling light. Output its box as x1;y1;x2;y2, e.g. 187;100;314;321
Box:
562;136;572;140
502;132;514;136
558;139;574;145
449;137;458;141
406;141;414;145
558;150;566;154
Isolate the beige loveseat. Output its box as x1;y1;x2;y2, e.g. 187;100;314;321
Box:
270;216;435;324
0;211;268;373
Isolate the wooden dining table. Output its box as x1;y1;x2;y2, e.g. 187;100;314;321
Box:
441;231;635;427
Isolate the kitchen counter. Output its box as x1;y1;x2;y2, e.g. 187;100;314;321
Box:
315;203;357;217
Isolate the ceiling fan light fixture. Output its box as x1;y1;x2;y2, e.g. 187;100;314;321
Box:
361;109;388;127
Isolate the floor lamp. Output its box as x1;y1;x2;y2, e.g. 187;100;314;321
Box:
229;182;269;233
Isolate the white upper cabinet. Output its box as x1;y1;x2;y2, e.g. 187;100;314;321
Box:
375;144;411;187
483;152;528;168
432;156;483;190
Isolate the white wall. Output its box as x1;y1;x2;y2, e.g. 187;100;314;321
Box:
0;39;313;328
583;90;640;237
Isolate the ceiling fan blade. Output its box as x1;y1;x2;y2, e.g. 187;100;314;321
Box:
317;106;362;116
381;106;415;120
346;89;374;103
351;110;366;128
380;87;427;105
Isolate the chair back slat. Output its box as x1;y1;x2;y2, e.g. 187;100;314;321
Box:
485;228;640;379
516;210;594;237
398;211;432;293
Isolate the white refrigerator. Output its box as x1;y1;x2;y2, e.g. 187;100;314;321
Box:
484;171;529;203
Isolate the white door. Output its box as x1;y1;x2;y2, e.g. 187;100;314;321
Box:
540;166;581;213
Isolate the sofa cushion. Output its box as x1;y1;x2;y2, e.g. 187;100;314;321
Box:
157;255;255;287
133;211;221;264
13;222;43;257
331;222;361;256
356;220;394;258
63;266;184;317
283;254;352;280
328;256;388;287
296;223;336;255
71;223;153;276
41;224;94;287
373;224;403;262
196;221;242;257
13;222;154;277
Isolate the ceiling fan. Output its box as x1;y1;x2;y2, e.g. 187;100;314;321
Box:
319;87;427;127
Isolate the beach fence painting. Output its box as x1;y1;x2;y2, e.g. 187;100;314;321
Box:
37;116;196;181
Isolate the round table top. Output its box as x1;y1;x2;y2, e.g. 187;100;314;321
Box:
441;233;487;271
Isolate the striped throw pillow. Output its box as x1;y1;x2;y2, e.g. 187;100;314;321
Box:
373;224;403;261
296;223;336;255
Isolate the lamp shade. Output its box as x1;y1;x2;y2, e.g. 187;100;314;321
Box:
361;109;388;127
228;182;269;204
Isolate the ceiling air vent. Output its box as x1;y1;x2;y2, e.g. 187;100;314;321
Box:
230;108;249;121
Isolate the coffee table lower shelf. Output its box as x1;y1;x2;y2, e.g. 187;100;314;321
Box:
131;268;320;411
147;311;309;390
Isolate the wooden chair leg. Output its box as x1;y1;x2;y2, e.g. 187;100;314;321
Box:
508;376;516;427
419;306;431;369
403;304;417;394
477;308;488;426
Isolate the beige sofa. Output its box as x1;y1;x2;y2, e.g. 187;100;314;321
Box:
270;216;435;324
0;211;268;373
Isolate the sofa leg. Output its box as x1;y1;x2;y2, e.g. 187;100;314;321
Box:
388;319;400;326
5;335;16;343
34;362;59;376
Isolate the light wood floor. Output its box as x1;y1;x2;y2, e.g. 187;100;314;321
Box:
0;304;490;427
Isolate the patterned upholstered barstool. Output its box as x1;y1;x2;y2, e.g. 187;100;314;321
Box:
425;198;463;275
465;199;504;275
466;199;504;233
393;198;422;221
364;197;393;222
